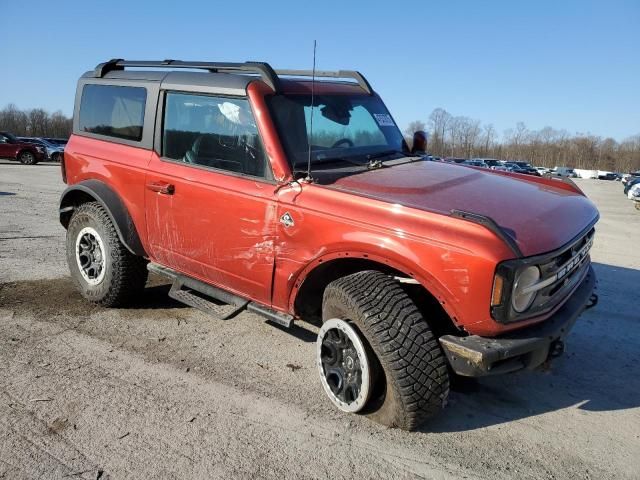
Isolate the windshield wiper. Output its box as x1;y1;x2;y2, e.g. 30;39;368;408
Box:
366;149;406;161
300;149;411;172
365;149;418;169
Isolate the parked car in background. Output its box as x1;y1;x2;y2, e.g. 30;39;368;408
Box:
622;172;640;185
550;167;577;178
504;162;529;174
462;159;488;168
0;131;46;164
624;176;640;195
509;161;541;176
443;157;467;163
535;166;550;175
44;137;69;146
477;159;503;168
597;172;618;181
627;182;640;200
17;137;64;162
627;183;640;210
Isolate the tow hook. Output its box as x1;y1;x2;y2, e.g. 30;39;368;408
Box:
585;293;598;310
549;340;565;358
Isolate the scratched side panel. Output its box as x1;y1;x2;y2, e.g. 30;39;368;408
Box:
271;183;516;335
144;153;277;304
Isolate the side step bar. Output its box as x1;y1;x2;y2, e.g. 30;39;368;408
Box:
169;278;248;320
148;263;294;327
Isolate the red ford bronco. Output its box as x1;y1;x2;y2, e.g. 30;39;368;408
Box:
60;59;599;430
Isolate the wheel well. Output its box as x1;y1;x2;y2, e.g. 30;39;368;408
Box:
60;190;96;228
294;258;459;335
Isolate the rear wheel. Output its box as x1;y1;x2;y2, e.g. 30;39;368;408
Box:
18;151;36;165
320;270;450;430
66;202;148;306
51;152;62;162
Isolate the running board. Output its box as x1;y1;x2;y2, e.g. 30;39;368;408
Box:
169;279;248;320
147;263;294;327
247;303;294;328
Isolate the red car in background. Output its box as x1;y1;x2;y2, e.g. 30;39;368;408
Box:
0;131;47;164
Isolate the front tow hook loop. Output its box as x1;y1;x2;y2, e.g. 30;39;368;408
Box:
549;340;565;358
585;293;598;310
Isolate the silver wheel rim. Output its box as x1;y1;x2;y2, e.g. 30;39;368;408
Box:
23;152;34;163
75;226;106;285
316;318;372;413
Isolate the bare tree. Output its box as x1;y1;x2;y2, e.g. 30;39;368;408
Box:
428;108;451;156
0;104;72;138
407;108;639;172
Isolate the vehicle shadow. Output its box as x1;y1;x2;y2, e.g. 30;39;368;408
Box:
423;261;640;433
128;278;188;310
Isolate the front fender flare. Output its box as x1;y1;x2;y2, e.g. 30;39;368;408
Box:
288;248;461;326
59;180;146;257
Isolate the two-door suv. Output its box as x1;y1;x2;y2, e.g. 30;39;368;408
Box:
60;59;599;430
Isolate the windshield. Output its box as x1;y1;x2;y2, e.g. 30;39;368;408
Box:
1;132;18;143
268;94;407;171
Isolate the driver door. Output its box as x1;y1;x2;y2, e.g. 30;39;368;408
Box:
145;91;277;305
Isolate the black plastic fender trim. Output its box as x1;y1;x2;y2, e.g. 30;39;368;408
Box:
451;209;523;258
59;180;147;257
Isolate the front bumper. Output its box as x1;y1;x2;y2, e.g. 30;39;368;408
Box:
439;265;597;377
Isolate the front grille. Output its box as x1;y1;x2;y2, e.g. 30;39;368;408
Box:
528;228;594;315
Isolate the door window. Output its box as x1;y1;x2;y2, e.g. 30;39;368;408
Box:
162;92;267;178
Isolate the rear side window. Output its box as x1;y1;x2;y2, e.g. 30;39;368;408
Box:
79;84;147;141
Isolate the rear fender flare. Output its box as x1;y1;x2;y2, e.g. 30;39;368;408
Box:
59;180;146;256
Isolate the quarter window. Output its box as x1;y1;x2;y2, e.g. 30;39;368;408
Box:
79;84;146;141
162;92;267;178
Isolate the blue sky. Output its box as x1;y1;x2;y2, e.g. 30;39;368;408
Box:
1;0;638;140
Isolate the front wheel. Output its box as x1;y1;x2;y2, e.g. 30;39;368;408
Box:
66;202;148;306
319;270;450;430
18;151;37;165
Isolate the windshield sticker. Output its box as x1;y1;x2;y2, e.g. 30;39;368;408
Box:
373;113;395;127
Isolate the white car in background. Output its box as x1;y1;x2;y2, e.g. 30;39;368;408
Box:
628;183;640;211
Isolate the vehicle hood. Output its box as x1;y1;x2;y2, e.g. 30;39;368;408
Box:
328;160;599;257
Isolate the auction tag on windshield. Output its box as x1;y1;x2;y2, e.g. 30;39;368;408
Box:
373;113;395;127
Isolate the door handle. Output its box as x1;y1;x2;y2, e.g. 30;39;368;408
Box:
146;181;175;195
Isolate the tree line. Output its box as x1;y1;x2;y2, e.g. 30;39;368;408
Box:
405;108;640;173
0;104;72;139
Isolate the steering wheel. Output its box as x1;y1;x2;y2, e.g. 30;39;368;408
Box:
331;138;354;148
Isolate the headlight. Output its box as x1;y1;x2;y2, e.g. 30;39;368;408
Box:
35;146;44;152
511;266;540;312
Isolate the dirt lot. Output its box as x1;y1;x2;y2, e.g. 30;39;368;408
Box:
1;160;639;479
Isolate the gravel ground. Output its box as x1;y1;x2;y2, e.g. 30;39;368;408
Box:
1;160;639;479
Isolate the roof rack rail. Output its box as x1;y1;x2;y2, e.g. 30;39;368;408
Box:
275;69;372;94
93;59;281;91
93;59;374;94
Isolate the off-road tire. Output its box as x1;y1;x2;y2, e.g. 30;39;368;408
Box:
18;151;37;165
322;270;449;430
66;202;148;306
